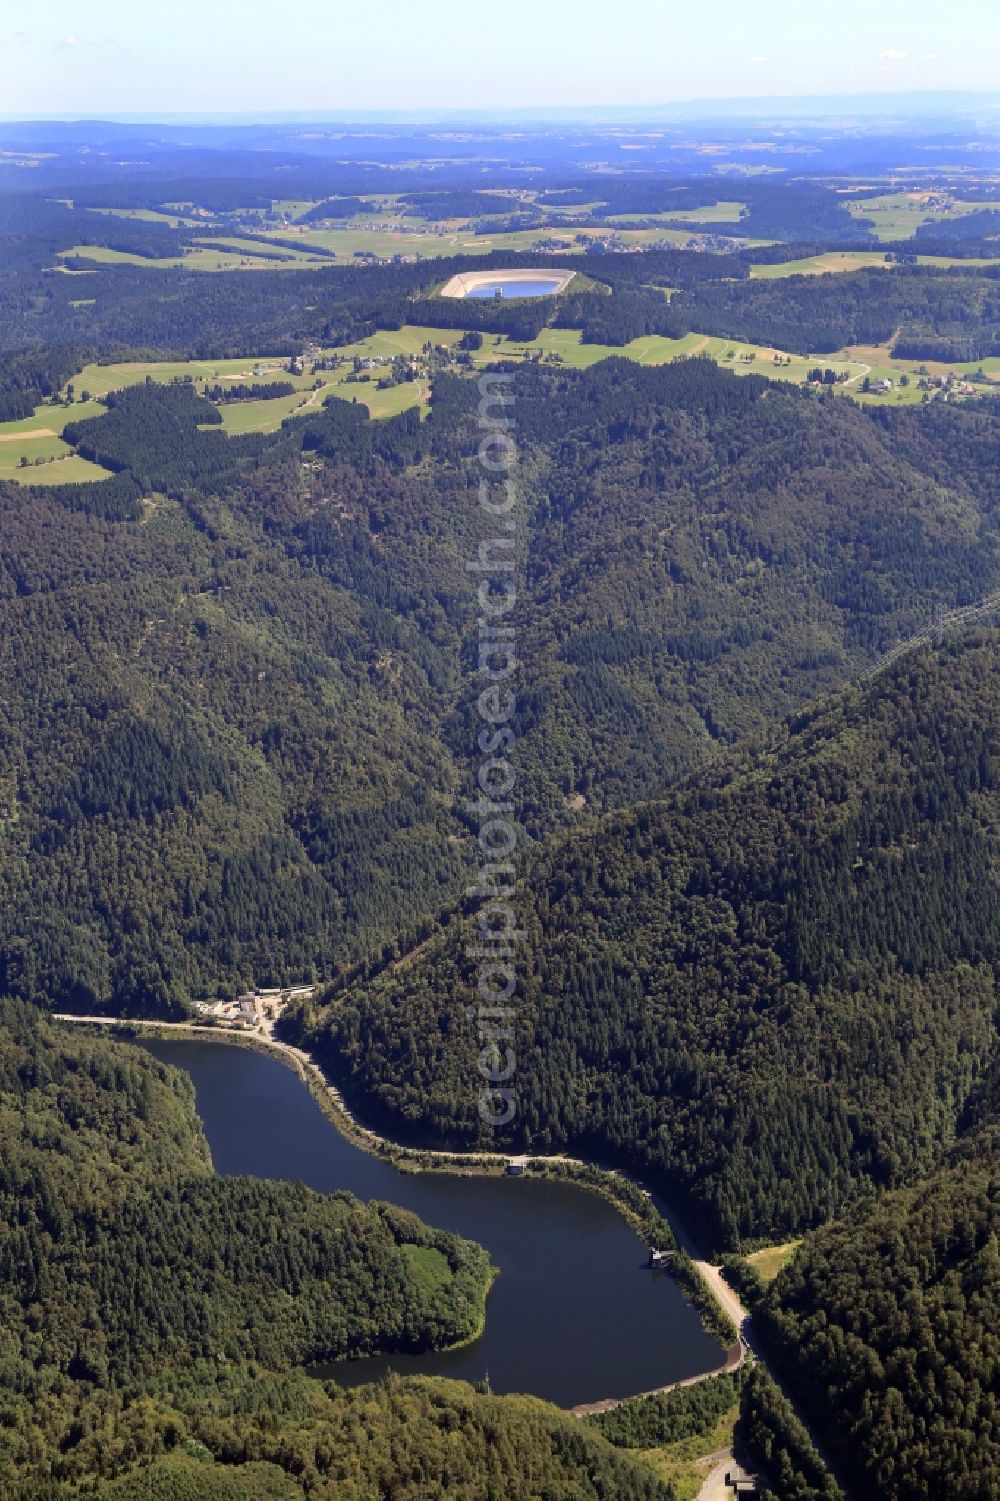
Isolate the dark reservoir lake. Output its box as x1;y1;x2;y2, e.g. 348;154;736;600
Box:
143;1039;723;1408
466;277;564;298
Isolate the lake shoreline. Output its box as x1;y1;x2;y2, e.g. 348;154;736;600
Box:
54;1014;742;1408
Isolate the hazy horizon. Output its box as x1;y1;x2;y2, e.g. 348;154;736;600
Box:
4;88;1000;128
6;0;996;117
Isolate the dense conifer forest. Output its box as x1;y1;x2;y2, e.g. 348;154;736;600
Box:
3;362;1000;1012
756;1124;998;1499
305;634;999;1249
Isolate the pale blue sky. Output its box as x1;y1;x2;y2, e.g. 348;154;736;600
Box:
4;0;996;116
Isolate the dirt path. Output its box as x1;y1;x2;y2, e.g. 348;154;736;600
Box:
696;1454;757;1501
693;1262;749;1336
843;362;871;386
300;382;333;410
0;428;56;441
571;1340;745;1416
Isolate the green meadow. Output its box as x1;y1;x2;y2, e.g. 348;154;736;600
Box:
62;222;760;275
256;226;553;259
655;200;746;223
847;190;1000;241
71;357;296;397
332;325;463;358
0;333;452;472
751;251;998;277
185;235;329;264
210;371;432;432
214;391;317;434
915;253;1000;268
2;447;112;485
0;431;75;475
5;319;995;485
270;198;321;220
477;326;868;385
750;251;893;279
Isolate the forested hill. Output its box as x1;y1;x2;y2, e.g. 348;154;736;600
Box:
3;361;1000;1013
305;631;1000;1250
757;1121;999;1500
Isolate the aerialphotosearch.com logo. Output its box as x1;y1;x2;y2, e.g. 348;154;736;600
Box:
465;371;522;1129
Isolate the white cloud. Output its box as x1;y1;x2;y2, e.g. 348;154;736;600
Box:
879;48;908;62
923;52;940;62
747;55;768;65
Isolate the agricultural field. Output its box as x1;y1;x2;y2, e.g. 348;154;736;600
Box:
0;393;112;482
0;333;454;474
479;326;1000;405
59;211;767;277
62;230;479;267
3;448;112;485
0;400;105;434
90;206;204;228
255;225;549;259
569;225;708;247
915;253;1000;268
544;199;606;216
71;357;298;398
270;198;322;220
212;375;431;431
602;204;747;227
184;235;334;264
0;429;76;480
4;320;994;485
750;251;893;278
836;340;999;405
254;222;757;259
18;454;113;484
476;327;706;367
748;248;1000;280
847;189;1000;240
654;200;746;223
214;390;318;434
336;378;430;419
59;240;336;272
337;325;464;358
